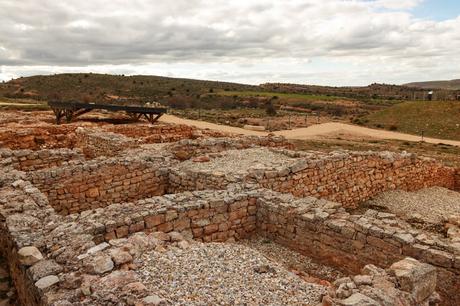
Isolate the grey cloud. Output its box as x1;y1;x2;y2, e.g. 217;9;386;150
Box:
0;0;459;85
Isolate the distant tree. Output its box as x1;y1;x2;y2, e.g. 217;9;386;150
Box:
265;100;277;116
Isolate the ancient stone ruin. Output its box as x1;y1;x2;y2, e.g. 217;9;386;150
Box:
1;113;460;305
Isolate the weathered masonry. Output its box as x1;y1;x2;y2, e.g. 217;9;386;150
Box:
1;122;460;305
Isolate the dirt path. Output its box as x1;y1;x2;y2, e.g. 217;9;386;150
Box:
159;115;460;147
159;114;267;136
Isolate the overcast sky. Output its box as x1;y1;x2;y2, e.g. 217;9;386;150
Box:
0;0;459;86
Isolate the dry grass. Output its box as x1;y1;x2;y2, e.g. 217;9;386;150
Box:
363;101;460;141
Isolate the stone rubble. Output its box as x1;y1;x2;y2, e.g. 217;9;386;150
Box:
138;242;328;305
323;257;440;306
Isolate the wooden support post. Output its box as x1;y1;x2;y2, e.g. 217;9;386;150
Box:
141;113;163;124
52;108;65;124
64;110;74;123
127;112;142;121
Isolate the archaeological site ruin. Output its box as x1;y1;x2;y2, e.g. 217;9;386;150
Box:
1;111;460;306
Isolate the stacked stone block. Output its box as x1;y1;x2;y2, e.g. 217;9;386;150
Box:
169;135;294;160
0;125;78;150
27;157;170;215
74;127;140;158
103;123;197;143
0;148;84;171
256;151;455;208
256;192;460;304
73;190;258;244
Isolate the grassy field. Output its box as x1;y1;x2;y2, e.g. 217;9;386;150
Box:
362;101;460;141
218;90;347;102
0;97;49;110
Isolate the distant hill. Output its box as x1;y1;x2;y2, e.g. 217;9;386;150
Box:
0;73;258;105
2;74;459;108
261;82;429;101
404;79;460;90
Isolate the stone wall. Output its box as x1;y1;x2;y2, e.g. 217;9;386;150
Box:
169;149;456;209
0;178;258;306
74;127;140;158
0;170;456;306
256;151;455;208
1;132;459;305
0;171;53;306
168;168;240;193
0;148;85;171
103;123;197;143
26;155;171;215
169;135;294;160
70;188;258;244
0;125;78;150
256;191;460;304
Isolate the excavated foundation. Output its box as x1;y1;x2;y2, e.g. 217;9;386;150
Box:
1;113;460;305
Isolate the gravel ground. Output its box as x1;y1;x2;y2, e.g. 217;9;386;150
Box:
365;187;460;225
139;242;327;305
179;148;298;174
240;236;344;282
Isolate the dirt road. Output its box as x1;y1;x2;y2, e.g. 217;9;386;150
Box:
159;114;266;136
159;114;460;147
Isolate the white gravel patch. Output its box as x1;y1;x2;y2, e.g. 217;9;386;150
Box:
139;242;327;305
366;187;460;224
179;148;298;174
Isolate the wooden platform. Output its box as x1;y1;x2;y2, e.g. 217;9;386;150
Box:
48;101;167;124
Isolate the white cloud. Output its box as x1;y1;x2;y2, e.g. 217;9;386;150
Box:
373;0;423;10
0;0;459;85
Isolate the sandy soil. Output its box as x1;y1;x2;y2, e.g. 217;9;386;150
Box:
160;115;460;147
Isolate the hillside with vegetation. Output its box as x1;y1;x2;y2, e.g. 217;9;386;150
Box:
2;73;460;137
3;73;459;107
405;79;460;90
0;73;258;105
0;73;392;118
361;101;460;141
260;82;460;101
